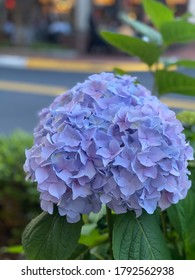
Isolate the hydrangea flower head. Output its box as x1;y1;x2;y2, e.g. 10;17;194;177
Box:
24;72;194;222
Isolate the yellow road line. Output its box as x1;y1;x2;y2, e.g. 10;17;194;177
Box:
27;58;151;72
0;80;65;96
0;80;194;110
27;58;172;73
160;98;195;111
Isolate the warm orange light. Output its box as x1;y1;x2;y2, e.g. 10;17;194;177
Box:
93;0;115;6
54;0;75;13
166;0;187;4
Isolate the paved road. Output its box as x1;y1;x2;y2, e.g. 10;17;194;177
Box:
0;67;90;134
0;66;194;135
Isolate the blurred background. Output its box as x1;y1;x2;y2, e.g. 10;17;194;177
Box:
0;0;195;260
0;0;194;135
0;0;191;53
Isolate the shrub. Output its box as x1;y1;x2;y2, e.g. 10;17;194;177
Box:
0;131;39;258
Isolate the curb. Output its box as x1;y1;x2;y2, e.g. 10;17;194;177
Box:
0;55;28;68
0;54;149;73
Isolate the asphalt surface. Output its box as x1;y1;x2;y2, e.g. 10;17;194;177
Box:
0;66;194;135
0;67;154;134
0;67;89;134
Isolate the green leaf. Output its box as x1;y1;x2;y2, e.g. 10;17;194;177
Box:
143;0;174;29
22;211;83;260
113;67;128;75
168;59;195;69
91;243;111;260
155;70;195;96
80;229;108;247
113;211;171;260
167;188;195;259
160;20;195;46
1;245;24;254
68;244;90;260
119;13;163;45
101;31;161;66
178;12;193;21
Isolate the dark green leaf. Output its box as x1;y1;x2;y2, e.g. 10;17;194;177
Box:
113;67;129;75
168;59;195;69
160;20;195;46
68;244;90;260
91;243;111;260
189;167;195;194
113;211;171;260
22;211;83;260
101;31;161;66
155;70;195;96
143;0;174;29
119;13;163;45
167;188;195;259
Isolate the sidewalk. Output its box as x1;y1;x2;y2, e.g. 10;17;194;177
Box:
0;42;195;73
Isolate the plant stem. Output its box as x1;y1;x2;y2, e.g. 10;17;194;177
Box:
160;211;167;239
150;64;159;97
106;207;113;259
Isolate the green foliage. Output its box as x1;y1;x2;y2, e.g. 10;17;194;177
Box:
22;211;83;260
142;0;174;29
177;111;195;150
165;111;195;259
0;131;39;259
0;130;32;185
119;13;163;45
177;111;195;126
166;59;195;69
155;71;195;96
68;244;90;260
22;205;112;260
19;0;195;260
100;0;195;97
160;20;195;46
113;211;171;260
101;31;161;67
167;188;195;259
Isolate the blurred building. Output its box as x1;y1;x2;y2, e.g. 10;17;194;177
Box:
0;0;192;53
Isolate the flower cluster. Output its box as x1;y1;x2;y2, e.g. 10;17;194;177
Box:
24;72;194;222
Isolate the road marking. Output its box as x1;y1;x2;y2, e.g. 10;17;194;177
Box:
0;55;176;72
0;55;152;72
160;97;195;111
27;58;151;72
0;80;66;96
0;80;194;110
